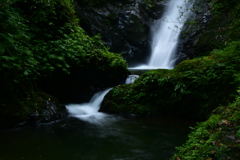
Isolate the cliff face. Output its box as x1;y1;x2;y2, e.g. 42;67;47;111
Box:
177;0;212;63
74;0;168;66
74;0;214;66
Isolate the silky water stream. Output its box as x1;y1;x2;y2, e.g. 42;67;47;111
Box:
0;89;196;160
130;0;194;69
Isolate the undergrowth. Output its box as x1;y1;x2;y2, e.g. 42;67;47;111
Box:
171;90;240;160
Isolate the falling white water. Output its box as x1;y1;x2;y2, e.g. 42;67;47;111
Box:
66;88;120;124
130;0;193;70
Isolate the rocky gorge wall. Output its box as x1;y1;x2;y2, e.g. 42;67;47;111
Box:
74;0;212;66
75;0;167;66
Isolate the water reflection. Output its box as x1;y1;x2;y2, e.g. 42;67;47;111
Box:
0;116;195;160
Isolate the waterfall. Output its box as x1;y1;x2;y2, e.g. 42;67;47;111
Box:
66;88;119;124
130;0;193;70
66;0;194;123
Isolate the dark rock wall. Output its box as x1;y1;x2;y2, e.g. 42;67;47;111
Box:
178;0;212;63
75;0;213;67
75;0;168;66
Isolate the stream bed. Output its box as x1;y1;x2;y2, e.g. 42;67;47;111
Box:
0;115;195;160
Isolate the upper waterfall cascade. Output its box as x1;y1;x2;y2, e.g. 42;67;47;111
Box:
130;0;193;70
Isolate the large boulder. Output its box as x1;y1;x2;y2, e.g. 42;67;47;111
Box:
99;42;240;119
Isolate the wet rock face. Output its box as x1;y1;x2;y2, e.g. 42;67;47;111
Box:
28;96;67;125
39;101;65;123
176;0;212;63
75;0;212;66
74;0;167;66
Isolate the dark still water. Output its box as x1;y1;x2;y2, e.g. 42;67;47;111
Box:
0;115;195;160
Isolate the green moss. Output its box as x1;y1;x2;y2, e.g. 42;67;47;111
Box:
22;91;60;116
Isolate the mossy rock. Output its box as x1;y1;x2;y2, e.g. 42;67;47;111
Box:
0;90;65;129
100;85;150;115
100;41;240;120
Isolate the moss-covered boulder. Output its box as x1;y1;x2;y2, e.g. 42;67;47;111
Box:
0;90;65;129
100;41;240;119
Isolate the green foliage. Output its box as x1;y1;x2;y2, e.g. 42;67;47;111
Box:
171;93;240;160
0;0;33;74
210;0;239;15
30;24;127;74
236;129;240;138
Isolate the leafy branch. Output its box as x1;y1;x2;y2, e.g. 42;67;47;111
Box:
0;0;14;8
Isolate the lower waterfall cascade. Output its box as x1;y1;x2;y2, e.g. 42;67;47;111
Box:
66;75;140;124
66;88;116;124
